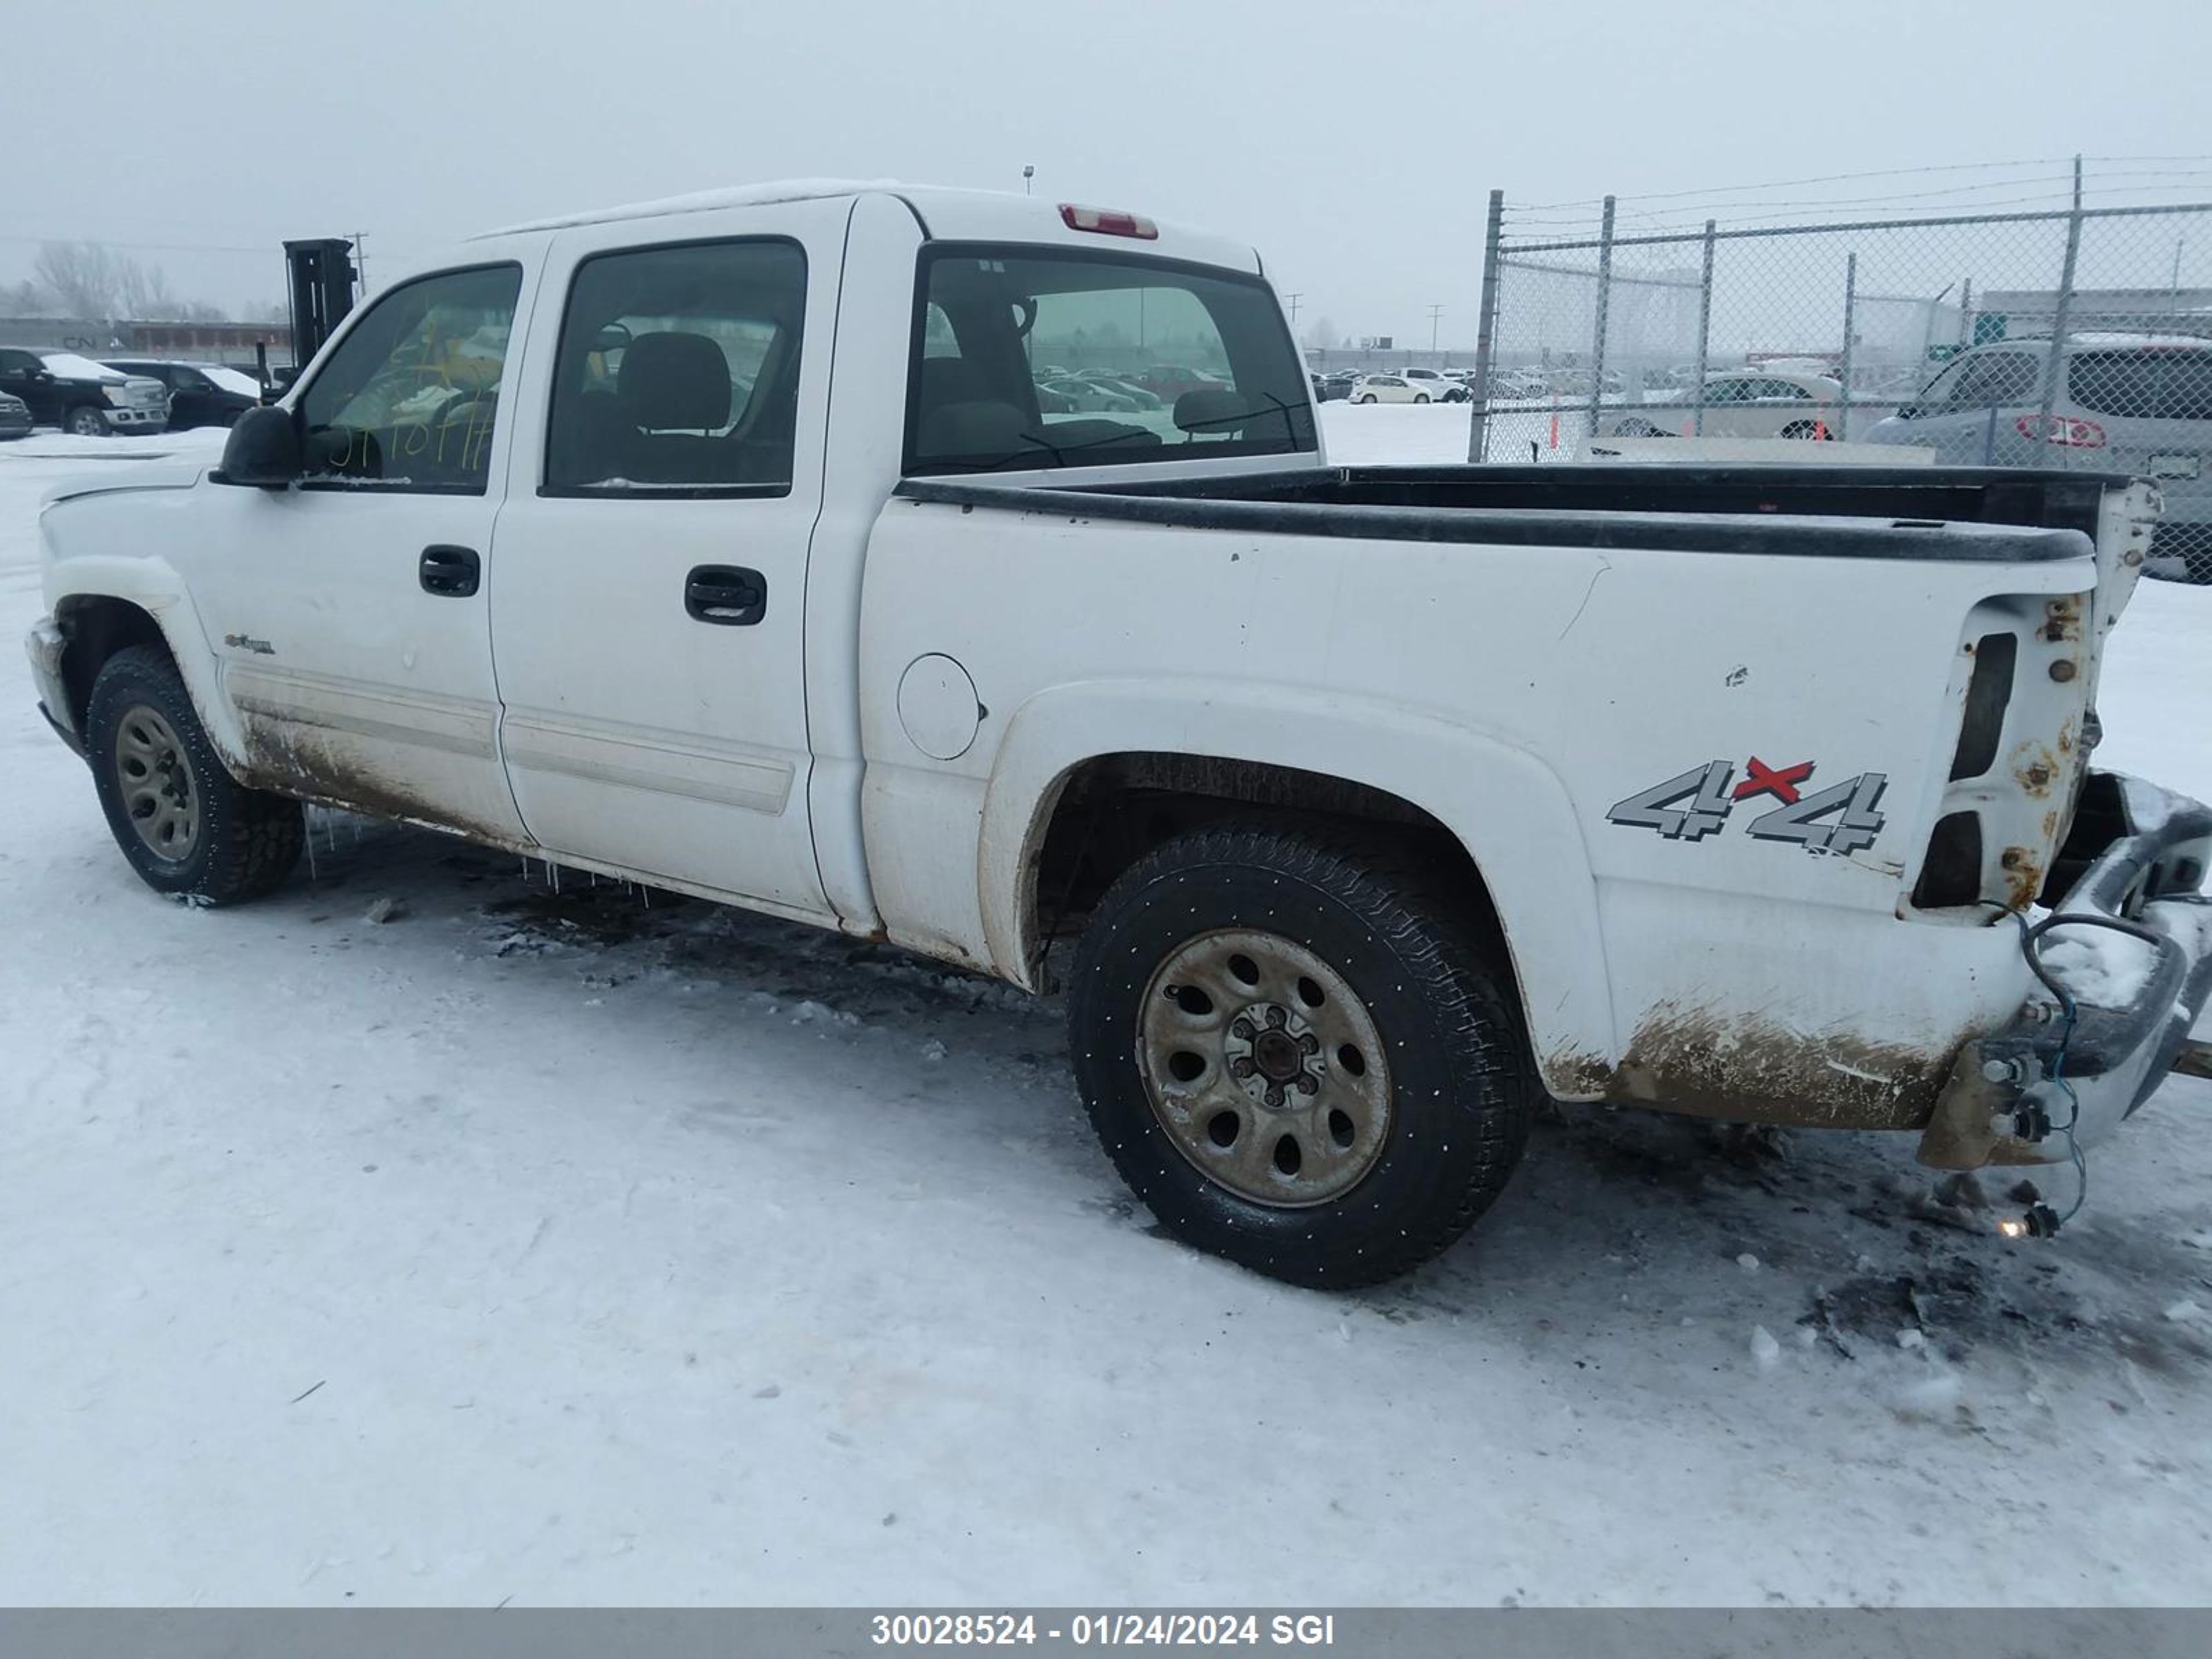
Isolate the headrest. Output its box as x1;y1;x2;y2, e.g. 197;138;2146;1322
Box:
1174;387;1253;435
619;332;730;431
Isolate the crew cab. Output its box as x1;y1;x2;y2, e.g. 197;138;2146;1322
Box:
25;182;2212;1285
0;348;169;435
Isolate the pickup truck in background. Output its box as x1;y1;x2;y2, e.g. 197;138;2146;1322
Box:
24;182;2212;1285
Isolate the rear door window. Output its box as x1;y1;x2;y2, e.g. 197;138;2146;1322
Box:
906;245;1315;474
2066;350;2212;421
543;237;806;496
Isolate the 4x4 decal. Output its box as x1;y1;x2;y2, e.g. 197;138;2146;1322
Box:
1607;756;1887;855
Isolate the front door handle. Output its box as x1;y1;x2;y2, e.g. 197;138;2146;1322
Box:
685;564;767;626
420;544;480;597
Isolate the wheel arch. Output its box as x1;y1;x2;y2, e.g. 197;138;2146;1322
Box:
980;679;1618;1094
52;585;250;774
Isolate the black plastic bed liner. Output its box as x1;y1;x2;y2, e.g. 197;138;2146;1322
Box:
896;463;2133;563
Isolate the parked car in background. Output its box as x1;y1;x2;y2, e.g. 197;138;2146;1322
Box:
1397;366;1468;403
1603;370;1842;442
1040;377;1144;413
1863;333;2212;583
1031;379;1078;415
1350;373;1434;404
1085;375;1163;410
1485;368;1546;400
101;359;259;431
0;390;32;439
1318;370;1358;402
0;348;169;436
1134;362;1230;402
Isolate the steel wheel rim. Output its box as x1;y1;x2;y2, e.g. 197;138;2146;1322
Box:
113;704;200;861
1136;928;1393;1208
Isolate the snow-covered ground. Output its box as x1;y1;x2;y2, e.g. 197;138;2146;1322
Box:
3;419;2211;1607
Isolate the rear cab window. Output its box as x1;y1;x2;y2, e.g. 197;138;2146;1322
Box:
904;245;1315;474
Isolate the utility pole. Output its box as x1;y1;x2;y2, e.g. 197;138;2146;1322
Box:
1282;291;1303;331
1427;303;1443;353
1022;165;1034;197
350;230;368;292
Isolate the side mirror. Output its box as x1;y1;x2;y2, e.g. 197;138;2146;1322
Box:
218;404;303;488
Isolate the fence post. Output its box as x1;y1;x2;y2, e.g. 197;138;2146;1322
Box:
1586;194;1617;451
1691;218;1716;435
1835;251;1857;441
2039;156;2086;433
1467;187;1506;464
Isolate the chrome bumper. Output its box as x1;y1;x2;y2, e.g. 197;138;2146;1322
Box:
1922;772;2212;1168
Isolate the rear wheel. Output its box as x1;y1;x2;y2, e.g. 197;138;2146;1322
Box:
1356;393;1377;404
1781;420;1831;440
67;404;110;438
1068;820;1536;1286
1414;393;1431;404
85;645;305;903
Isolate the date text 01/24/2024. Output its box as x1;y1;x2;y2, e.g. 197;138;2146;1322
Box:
870;1613;1338;1647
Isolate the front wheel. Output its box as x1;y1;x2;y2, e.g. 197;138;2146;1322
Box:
67;404;111;438
85;645;306;904
1068;821;1537;1286
1356;393;1376;404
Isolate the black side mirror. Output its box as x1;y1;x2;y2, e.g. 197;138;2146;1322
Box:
218;404;303;488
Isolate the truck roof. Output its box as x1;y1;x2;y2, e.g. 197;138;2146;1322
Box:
469;179;1264;274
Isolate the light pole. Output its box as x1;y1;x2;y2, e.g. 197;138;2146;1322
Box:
1427;303;1443;355
1022;165;1034;197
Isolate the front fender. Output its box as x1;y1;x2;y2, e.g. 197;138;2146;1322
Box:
980;677;1618;1095
41;498;250;776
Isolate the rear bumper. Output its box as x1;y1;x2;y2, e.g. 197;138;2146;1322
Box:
1922;772;2212;1168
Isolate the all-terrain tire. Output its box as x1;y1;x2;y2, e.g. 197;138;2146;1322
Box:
1067;819;1537;1287
84;644;305;903
67;404;111;438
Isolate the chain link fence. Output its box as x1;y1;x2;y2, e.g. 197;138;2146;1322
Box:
1465;178;2212;579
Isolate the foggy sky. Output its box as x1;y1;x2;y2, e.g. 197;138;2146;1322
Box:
6;0;2209;344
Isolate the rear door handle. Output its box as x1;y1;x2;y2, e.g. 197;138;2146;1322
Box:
685;564;767;626
420;544;480;597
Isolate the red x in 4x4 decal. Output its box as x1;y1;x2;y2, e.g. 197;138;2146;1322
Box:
1732;756;1814;805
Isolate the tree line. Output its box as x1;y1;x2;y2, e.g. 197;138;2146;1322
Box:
0;241;283;324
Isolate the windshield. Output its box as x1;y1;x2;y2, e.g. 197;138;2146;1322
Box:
906;244;1315;474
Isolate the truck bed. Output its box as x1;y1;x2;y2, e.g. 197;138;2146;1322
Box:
897;463;2136;562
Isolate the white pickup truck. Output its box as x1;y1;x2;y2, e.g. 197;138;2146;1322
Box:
25;182;2212;1284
